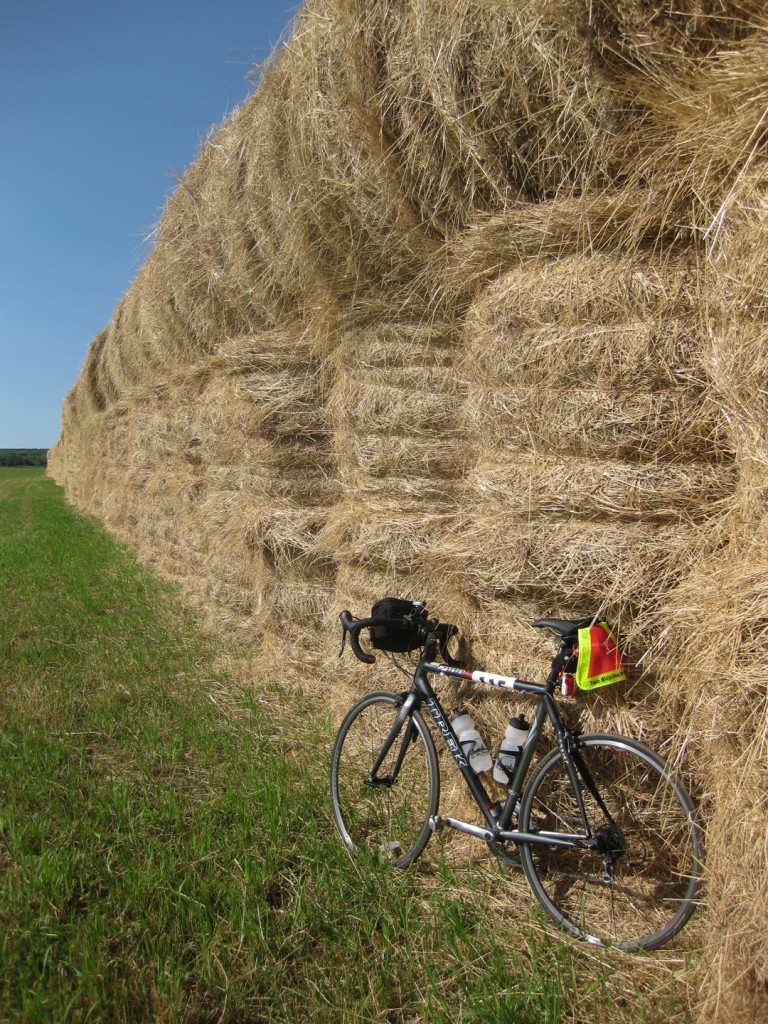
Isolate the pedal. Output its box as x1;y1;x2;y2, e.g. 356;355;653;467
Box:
378;841;402;856
429;815;445;832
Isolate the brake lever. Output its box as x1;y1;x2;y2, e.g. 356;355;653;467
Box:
337;627;347;659
437;623;462;668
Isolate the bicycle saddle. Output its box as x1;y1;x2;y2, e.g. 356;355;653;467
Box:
532;616;595;637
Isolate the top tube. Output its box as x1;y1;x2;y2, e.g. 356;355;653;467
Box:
421;660;547;697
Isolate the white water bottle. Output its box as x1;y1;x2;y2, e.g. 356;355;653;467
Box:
451;710;493;774
493;714;531;785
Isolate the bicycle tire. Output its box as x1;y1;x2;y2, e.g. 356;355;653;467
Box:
519;733;704;951
330;691;440;868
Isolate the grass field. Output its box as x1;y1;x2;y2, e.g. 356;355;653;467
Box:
0;469;695;1023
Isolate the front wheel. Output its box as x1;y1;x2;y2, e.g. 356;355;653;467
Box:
519;734;704;951
330;692;440;868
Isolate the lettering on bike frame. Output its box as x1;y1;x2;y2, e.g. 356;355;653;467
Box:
425;697;468;770
469;670;519;691
429;662;520;692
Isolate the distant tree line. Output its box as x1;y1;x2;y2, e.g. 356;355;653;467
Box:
0;449;48;467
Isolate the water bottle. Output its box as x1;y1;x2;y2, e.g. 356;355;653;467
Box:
450;710;493;774
492;714;531;785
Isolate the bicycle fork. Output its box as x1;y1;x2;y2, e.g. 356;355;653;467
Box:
365;693;419;789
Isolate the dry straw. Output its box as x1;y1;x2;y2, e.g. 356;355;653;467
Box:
48;2;768;1019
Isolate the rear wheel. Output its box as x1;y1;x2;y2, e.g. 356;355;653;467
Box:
519;734;704;950
330;692;439;868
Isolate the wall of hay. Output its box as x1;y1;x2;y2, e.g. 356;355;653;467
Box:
50;2;767;1018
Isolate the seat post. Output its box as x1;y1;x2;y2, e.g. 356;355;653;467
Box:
546;636;574;688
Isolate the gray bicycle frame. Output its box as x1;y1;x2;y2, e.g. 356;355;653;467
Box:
370;635;599;851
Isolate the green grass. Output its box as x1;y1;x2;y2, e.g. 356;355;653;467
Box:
0;469;692;1023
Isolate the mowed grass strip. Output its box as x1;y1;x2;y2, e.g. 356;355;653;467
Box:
0;470;684;1024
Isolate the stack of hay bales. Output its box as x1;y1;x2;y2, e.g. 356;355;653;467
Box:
654;164;768;1019
49;1;768;1018
432;243;736;686
318;316;468;704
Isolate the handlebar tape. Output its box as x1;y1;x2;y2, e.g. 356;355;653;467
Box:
340;610;462;668
339;610;376;664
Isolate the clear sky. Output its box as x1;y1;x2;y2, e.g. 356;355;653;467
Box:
0;0;298;449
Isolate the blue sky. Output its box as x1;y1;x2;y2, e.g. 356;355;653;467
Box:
0;1;298;449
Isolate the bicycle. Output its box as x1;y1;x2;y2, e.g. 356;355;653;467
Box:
329;600;704;952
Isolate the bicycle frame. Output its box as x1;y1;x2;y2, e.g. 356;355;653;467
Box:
371;635;599;852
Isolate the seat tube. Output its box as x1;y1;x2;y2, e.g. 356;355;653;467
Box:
497;698;547;829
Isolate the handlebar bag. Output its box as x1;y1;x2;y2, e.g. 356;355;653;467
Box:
369;597;424;652
574;622;627;690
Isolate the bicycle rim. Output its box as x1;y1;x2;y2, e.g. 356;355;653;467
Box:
330;692;439;869
519;734;704;951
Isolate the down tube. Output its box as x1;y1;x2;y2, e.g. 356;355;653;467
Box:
417;676;497;827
